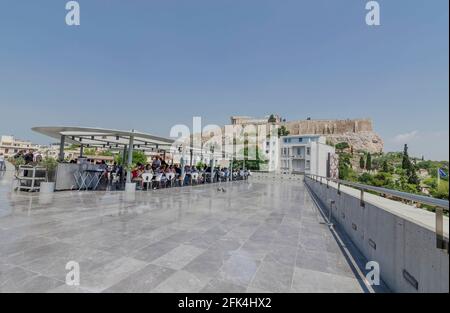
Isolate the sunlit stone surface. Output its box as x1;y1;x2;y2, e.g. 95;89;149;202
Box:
0;167;385;293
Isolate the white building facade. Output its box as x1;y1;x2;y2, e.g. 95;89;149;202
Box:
280;135;335;177
0;135;42;158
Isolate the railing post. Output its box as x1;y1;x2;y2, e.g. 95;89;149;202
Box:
337;182;341;195
329;200;335;225
436;207;445;251
326;179;329;189
360;189;365;207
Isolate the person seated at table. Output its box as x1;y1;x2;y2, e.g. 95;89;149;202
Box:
131;163;145;189
160;165;170;186
98;160;109;184
144;164;153;174
223;167;230;180
183;165;191;185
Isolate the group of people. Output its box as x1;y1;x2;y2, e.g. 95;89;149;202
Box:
13;150;43;164
0;150;43;171
114;156;251;190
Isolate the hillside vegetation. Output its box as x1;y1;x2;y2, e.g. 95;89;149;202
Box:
336;143;449;202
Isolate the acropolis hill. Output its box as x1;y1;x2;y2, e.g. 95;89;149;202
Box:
230;116;384;154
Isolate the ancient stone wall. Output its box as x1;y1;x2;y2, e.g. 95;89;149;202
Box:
282;118;373;135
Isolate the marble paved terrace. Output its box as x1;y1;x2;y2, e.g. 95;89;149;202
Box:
0;168;376;293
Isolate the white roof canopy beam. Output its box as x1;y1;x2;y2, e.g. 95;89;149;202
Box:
32;126;174;151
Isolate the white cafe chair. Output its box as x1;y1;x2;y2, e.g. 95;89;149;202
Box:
141;173;153;191
153;173;163;189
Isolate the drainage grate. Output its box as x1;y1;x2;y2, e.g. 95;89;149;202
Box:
368;238;377;250
403;269;419;290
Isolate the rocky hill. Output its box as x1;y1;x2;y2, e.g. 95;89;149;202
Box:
282;118;384;154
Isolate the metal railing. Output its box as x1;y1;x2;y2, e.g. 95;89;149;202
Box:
305;174;449;252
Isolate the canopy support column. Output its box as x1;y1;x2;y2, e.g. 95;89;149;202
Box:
126;135;134;183
122;145;127;165
59;135;66;162
210;155;214;183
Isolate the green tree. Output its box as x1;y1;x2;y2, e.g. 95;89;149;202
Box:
407;164;420;185
382;160;389;173
115;150;147;166
99;150;113;157
338;152;353;180
365;153;372;171
431;180;449;200
68;144;80;150
268;114;277;123
277;126;290;138
359;156;365;169
233;147;267;170
335;142;350;151
359;172;373;184
83;148;96;156
402;144;410;170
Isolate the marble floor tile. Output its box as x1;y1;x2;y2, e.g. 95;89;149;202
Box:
0;168;374;293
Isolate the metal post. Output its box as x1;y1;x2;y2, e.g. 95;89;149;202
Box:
230;159;233;182
126;135;134;183
360;189;365;207
122;145;127;165
180;148;185;186
59;135;66;162
210;155;214;183
79;144;84;158
329;200;335;226
436;207;444;250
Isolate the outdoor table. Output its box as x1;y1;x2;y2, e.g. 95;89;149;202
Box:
84;169;105;190
74;168;105;191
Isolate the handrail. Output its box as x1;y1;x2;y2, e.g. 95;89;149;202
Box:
305;174;449;252
306;174;449;210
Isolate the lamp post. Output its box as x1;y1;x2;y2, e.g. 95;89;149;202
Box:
125;130;135;192
210;145;214;183
179;145;185;179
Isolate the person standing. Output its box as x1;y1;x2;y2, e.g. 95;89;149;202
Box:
0;153;5;171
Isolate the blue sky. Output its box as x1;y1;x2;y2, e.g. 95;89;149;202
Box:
0;0;448;160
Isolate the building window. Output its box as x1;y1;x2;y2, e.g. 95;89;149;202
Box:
298;138;303;142
306;160;310;169
306;147;311;155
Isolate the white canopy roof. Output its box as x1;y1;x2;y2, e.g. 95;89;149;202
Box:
32;126;175;151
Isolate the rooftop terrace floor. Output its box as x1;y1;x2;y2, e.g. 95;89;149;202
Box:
0;167;379;293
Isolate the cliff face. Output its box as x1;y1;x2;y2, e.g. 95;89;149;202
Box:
282;119;384;154
326;132;384;154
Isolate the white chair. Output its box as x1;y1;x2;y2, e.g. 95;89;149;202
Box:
153;173;163;189
166;172;175;187
191;172;199;185
141;173;153;191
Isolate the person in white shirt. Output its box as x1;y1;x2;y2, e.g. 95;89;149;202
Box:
0;153;5;171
